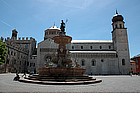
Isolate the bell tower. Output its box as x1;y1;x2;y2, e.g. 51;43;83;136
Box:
112;10;130;74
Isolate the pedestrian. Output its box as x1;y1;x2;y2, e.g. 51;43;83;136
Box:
13;73;20;81
22;71;26;78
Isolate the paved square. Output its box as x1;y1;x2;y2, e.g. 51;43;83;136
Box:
0;73;140;93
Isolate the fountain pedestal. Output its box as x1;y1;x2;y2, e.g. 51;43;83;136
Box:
53;34;72;68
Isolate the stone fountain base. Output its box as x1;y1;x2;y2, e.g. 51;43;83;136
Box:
19;74;102;85
19;67;102;85
19;65;102;85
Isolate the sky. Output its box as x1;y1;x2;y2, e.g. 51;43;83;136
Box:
0;0;140;57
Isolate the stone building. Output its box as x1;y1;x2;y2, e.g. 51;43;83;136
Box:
37;11;130;75
130;60;136;74
5;29;37;73
131;54;140;74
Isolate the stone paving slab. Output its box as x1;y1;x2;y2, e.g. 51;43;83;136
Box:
0;73;140;93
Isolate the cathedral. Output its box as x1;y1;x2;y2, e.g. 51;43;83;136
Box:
3;11;130;75
37;11;130;75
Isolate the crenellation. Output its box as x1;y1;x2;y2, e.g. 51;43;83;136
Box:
7;37;10;40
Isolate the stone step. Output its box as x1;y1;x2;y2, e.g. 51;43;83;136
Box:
27;74;96;82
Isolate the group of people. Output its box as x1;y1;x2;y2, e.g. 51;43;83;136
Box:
13;72;26;81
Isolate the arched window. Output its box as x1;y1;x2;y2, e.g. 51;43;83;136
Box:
81;46;83;49
11;51;13;55
122;59;125;65
81;59;85;66
90;46;93;49
100;46;102;49
92;60;96;66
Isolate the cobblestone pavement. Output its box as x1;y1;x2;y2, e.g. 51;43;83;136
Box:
0;73;140;93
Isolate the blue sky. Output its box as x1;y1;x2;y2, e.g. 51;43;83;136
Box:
0;0;140;57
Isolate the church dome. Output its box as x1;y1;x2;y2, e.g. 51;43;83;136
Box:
112;11;124;22
48;25;60;30
44;25;60;40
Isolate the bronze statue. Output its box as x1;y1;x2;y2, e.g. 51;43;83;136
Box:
60;20;65;33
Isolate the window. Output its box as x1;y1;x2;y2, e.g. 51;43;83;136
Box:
101;59;104;62
25;44;28;49
14;59;16;64
90;46;93;49
136;59;138;64
122;59;125;65
92;60;96;66
81;59;85;66
115;24;117;28
7;59;9;64
120;24;122;28
11;51;13;55
109;46;111;49
100;46;102;49
81;46;83;49
72;46;74;49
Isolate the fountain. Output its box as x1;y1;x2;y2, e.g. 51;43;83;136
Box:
20;20;102;85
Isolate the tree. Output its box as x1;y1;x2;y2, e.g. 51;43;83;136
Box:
0;39;7;65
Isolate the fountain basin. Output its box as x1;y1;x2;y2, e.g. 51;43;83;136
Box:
38;67;86;77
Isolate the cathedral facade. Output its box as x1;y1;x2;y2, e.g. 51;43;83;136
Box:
37;11;130;75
